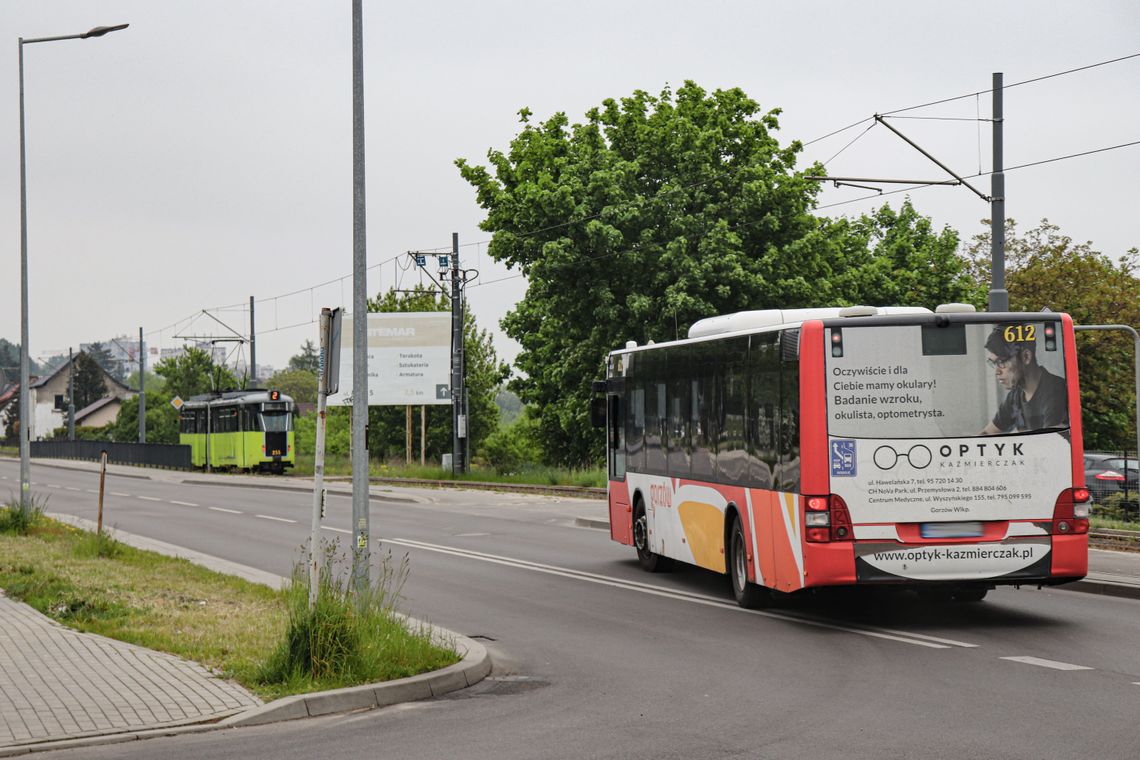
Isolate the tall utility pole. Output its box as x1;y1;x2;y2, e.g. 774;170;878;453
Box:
18;22;129;506
989;72;1007;312
249;296;256;385
350;0;370;593
450;233;467;474
138;327;145;443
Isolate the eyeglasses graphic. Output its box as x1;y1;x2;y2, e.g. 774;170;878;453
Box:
873;444;933;470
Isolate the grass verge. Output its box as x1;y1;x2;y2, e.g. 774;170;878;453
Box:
292;453;606;488
0;515;458;701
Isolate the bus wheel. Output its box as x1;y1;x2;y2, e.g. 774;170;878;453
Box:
729;516;770;609
633;501;669;572
953;587;988;603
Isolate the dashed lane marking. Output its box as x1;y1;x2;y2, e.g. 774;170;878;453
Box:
110;492;131;497
321;526;351;534
64;486;81;491
85;489;99;494
255;514;296;524
1001;656;1093;671
209;507;242;514
137;496;162;502
171;500;198;507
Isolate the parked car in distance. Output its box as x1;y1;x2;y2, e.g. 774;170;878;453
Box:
1083;451;1139;504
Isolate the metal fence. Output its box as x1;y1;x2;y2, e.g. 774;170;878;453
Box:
31;440;192;470
1087;450;1138;523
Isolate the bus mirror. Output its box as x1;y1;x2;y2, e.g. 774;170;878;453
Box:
590;397;607;428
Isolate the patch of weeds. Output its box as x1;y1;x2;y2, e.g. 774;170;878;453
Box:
73;530;124;560
258;541;458;693
0;494;47;535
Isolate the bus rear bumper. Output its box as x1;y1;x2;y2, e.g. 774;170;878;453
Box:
801;534;1087;588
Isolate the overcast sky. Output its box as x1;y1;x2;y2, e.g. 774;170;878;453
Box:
4;1;1138;378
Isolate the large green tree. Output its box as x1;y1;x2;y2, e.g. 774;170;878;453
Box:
459;82;977;466
154;347;239;399
967;219;1140;451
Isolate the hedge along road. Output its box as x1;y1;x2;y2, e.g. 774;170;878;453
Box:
2;458;1139;760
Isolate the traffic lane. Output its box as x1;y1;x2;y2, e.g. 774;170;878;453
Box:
42;519;1139;760
10;458;1140;680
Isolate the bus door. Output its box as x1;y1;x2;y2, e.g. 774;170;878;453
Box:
606;378;631;544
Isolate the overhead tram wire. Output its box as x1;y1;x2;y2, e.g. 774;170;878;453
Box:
813;138;1140;212
150;51;1140;346
471;135;1140;295
458;49;1140;260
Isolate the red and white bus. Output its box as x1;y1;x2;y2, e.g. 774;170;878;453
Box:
596;305;1089;606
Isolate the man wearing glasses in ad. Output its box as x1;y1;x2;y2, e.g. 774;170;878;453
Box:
981;323;1068;434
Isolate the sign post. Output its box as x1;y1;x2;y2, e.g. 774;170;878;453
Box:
309;307;339;609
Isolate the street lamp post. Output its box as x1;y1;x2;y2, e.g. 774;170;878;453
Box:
17;23;128;506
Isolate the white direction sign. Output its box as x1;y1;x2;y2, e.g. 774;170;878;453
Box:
326;312;452;407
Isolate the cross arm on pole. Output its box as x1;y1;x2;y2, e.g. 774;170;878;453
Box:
873;114;991;202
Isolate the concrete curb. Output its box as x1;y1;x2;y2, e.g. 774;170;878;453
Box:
219;633;490;728
5;515;492;755
1054;573;1140;601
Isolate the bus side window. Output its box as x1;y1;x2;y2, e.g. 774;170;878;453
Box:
608;394;625;480
667;348;691;479
643;351;667;476
748;334;778;489
625;371;645;474
777;330;801;493
718;338;748;484
691;342;717;483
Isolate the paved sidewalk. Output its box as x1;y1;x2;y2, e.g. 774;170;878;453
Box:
0;592;258;749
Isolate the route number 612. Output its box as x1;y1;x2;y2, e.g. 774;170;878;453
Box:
1003;324;1036;343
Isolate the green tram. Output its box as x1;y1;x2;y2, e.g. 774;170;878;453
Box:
178;389;296;473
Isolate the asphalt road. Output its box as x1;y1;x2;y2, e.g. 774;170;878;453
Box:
3;459;1138;760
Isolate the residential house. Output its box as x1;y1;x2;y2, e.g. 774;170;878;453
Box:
28;353;134;440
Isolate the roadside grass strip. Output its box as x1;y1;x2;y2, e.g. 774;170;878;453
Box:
0;513;458;701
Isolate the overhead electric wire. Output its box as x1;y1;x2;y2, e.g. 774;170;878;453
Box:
152;50;1140;346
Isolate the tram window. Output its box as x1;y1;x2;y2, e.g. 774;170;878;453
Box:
260;411;292;433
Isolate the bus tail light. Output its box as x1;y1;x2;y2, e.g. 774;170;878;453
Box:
804;495;854;543
1052;488;1089;535
830;494;854;542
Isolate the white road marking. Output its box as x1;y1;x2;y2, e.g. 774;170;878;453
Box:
170;501;198;507
1001;656;1092;671
110;492;131;497
85;489;99;494
46;484;62;489
454;532;490;537
321;526;351;534
255;514;297;524
384;537;960;650
137;496;162;502
209;507;242;514
64;486;81;492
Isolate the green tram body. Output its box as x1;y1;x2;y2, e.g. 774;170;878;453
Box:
178;390;296;473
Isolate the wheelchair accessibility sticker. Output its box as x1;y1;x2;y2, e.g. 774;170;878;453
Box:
831;439;857;477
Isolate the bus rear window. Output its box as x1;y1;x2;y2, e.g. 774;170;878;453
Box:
827;321;1068;439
